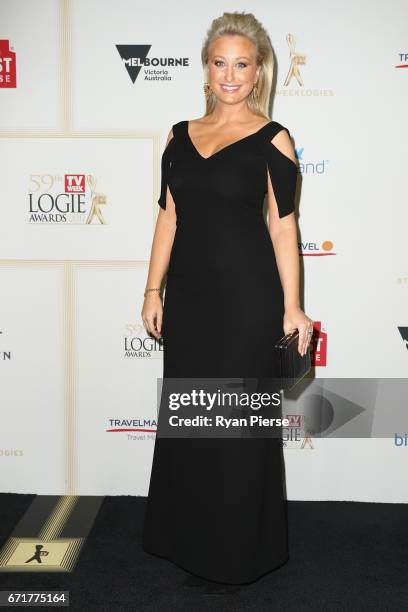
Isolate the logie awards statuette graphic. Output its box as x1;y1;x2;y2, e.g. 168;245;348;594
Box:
284;33;306;86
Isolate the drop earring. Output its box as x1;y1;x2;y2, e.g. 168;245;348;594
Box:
203;82;212;99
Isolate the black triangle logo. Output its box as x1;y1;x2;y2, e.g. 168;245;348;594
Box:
398;326;408;350
116;45;151;83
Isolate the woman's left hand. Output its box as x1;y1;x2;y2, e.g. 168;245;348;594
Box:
283;306;314;356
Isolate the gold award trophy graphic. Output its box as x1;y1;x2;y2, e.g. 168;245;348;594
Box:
284;33;306;86
85;174;107;224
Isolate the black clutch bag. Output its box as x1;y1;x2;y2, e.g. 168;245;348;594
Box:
274;329;312;390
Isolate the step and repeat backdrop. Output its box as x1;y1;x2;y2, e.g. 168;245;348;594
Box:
0;0;407;502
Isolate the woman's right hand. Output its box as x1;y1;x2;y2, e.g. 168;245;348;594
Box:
141;293;163;340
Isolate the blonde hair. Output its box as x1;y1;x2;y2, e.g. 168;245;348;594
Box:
201;11;274;119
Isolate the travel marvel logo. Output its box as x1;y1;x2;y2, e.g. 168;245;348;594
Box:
106;417;157;441
299;240;336;256
395;53;408;69
0;39;16;87
28;173;107;224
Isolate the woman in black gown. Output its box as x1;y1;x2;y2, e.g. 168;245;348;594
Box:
141;11;313;591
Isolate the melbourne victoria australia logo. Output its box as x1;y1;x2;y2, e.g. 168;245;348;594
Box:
115;44;189;83
397;327;408;353
124;323;163;358
28;174;107;224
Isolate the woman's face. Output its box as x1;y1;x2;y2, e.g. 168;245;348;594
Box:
206;34;260;106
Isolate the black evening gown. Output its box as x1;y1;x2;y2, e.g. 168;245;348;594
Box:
142;119;298;585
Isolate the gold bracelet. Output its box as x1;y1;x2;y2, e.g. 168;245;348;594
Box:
144;287;161;298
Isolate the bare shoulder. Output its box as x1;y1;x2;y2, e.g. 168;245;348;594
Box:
271;126;297;165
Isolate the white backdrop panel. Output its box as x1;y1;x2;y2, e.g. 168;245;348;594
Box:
75;266;160;495
0;137;154;260
0;265;65;493
0;0;61;131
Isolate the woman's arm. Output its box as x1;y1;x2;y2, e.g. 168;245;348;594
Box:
266;129;313;355
141;129;177;339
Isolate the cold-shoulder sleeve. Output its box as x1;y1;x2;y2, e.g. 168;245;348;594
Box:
157;129;175;210
263;123;298;218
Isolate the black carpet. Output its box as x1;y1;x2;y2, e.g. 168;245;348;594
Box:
0;494;407;610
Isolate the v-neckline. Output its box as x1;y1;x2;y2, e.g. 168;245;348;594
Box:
186;120;273;161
